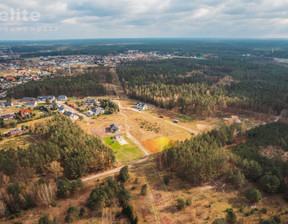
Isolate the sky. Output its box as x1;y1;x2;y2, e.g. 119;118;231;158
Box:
0;0;288;40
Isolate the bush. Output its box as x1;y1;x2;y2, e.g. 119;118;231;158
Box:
56;179;71;198
118;166;129;183
226;169;246;189
65;206;80;223
226;208;237;224
163;175;170;185
244;188;262;203
140;184;147;196
176;198;185;210
186;198;192;206
259;173;280;193
212;219;227;224
38;215;57;224
261;208;268;214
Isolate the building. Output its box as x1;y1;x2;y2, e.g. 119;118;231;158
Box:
114;134;122;139
66;111;79;120
57;95;68;101
25;101;38;107
1;113;15;120
21;97;36;102
92;107;105;115
7;129;23;137
58;105;65;114
110;124;119;133
4;102;13;107
20;109;31;118
37;95;55;102
0;103;5;108
136;102;148;110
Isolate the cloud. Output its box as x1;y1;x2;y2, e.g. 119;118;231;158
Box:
0;0;288;39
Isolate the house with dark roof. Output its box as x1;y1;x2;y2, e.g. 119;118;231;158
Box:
136;102;148;110
4;102;13;107
21;97;36;102
1;113;15;120
25;101;38;107
110;124;119;133
37;95;55;102
7;129;23;137
57;95;68;101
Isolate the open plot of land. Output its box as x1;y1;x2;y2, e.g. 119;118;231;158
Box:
0;134;34;150
103;135;145;162
141;136;176;154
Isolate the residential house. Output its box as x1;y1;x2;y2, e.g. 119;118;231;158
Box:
65;111;79;120
37;95;55;102
21;97;36;102
4;102;13;107
114;134;122;139
20;109;31;118
85;99;100;106
51;101;59;110
92;107;105;115
7;129;23;137
58;105;65;114
1;113;15;120
110;124;119;133
25;101;38;107
136;102;148;110
57;95;68;101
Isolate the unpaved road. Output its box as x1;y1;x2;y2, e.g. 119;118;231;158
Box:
82;156;150;182
116;100;150;156
117;100;198;135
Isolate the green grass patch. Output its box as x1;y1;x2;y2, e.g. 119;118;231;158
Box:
177;114;195;121
103;136;145;162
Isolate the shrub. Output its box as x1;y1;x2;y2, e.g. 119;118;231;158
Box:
244;188;262;203
226;169;246;189
226;208;237;224
56;179;71;198
118;166;129;183
176;198;185;210
38;215;56;224
186;198;192;206
163;175;170;185
261;208;268;214
140;184;147;196
259;173;280;193
65;206;80;223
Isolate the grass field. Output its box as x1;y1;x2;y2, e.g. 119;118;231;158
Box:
0;134;33;150
177;114;195;121
103;135;145;162
141;136;177;153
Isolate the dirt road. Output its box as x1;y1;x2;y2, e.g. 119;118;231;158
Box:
82;156;150;182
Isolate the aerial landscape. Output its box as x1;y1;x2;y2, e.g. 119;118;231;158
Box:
1;1;288;224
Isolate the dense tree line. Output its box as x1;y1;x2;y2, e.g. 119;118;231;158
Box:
230;122;288;196
157;125;238;185
0;115;115;180
117;58;288;115
87;166;138;223
11;69;113;98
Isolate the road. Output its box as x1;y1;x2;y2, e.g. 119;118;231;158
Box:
82;156;150;182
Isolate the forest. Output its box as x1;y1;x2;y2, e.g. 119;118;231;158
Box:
117;58;288;116
11;68;113;98
0;115;115;180
157;125;238;185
